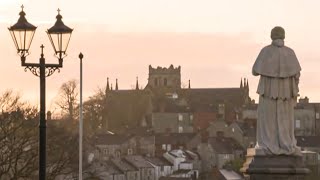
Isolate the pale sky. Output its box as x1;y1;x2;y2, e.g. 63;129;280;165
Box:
1;0;320;111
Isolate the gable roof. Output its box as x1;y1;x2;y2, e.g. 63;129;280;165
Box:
155;133;197;145
94;134;131;145
208;137;244;154
103;161;124;174
124;155;154;168
232;122;256;137
111;158;138;172
145;156;173;166
183;88;247;112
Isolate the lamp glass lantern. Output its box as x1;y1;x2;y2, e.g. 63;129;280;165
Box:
8;9;37;57
47;10;73;59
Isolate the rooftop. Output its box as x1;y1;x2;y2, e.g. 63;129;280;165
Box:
111;158;137;172
219;169;244;180
296;136;320;148
208;137;244;154
144;156;173;166
94;134;131;145
155;133;197;145
124;155;154;168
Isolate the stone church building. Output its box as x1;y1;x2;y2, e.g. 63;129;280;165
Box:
103;65;251;133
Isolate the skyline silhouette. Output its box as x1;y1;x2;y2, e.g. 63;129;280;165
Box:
1;1;320;109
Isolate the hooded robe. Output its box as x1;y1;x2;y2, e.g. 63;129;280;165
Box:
252;39;301;155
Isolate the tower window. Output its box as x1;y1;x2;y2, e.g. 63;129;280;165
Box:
155;78;158;86
164;78;167;86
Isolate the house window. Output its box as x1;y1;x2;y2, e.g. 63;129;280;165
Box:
189;114;193;125
178;114;183;121
167;144;172;151
295;119;301;128
162;144;166;150
232;128;235;132
318;153;320;161
316;112;320;119
178;126;183;133
128;148;133;155
218;104;225;114
223;154;230;159
172;93;178;99
116;151;121;158
104;149;109;155
161;166;164;171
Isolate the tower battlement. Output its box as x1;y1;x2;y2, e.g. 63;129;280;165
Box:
149;65;181;74
147;65;181;89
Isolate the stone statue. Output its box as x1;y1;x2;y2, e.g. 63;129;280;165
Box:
252;26;301;155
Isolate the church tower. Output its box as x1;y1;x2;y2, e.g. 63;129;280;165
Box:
147;65;181;90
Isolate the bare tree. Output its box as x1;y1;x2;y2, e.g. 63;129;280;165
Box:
0;90;81;179
55;79;79;121
0;91;38;179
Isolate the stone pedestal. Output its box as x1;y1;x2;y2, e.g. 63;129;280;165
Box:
240;148;310;180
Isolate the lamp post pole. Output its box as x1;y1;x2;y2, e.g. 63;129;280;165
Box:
79;53;84;180
8;6;73;180
39;46;47;179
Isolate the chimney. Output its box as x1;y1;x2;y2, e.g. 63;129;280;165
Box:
136;77;139;90
106;77;110;92
47;111;52;121
115;79;119;90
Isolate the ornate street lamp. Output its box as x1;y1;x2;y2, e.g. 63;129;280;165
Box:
47;9;73;60
8;5;36;58
8;5;73;180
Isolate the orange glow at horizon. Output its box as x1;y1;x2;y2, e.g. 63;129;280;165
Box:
1;0;320;109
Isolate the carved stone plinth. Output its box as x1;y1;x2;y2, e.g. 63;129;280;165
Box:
240;148;310;180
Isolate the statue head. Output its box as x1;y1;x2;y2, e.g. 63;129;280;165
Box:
271;26;285;40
